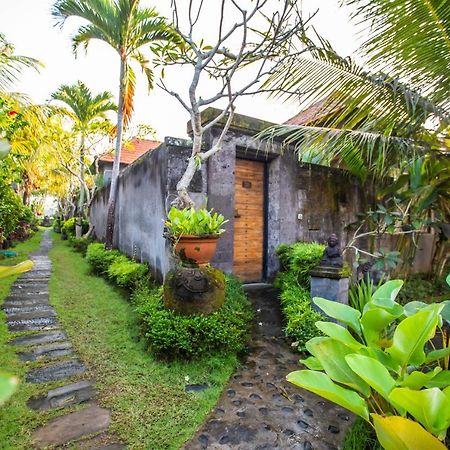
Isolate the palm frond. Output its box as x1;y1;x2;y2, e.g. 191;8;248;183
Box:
122;64;136;127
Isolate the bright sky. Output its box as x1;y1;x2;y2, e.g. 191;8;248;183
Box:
1;0;361;141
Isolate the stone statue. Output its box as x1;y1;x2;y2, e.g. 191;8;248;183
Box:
320;233;343;268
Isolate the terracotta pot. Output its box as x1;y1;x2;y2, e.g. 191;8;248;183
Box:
175;235;220;265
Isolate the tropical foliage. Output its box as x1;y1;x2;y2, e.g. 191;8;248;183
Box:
288;277;450;449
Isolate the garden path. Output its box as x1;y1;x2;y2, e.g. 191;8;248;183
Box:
3;230;125;449
183;285;353;450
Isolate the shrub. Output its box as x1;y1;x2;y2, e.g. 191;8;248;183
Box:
398;273;450;305
53;217;62;233
61;217;89;238
107;255;149;289
85;243;121;275
276;271;324;351
133;276;253;359
69;237;94;256
275;241;325;288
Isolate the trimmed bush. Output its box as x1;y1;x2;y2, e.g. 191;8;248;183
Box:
107;255;149;289
85;243;121;275
276;271;323;351
133;276;253;359
61;217;89;238
68;237;94;256
275;241;324;287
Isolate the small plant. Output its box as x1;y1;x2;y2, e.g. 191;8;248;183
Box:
107;255;149;289
62;217;89;238
69;237;93;256
288;276;450;450
85;243;121;275
164;207;228;238
133;276;253;359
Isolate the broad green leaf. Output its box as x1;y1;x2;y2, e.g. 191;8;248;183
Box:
403;301;428;317
0;373;17;405
387;306;441;367
369;280;404;316
372;414;447;450
446;274;450;288
0;260;33;280
306;337;370;396
400;367;442;390
315;321;363;350
389;387;450;437
300;356;323;371
364;347;400;373
313;297;361;334
425;371;450;389
287;370;369;420
345;354;395;400
425;346;450;364
361;307;397;347
440;301;450;324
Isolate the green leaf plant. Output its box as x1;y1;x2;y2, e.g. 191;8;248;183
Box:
288;277;450;450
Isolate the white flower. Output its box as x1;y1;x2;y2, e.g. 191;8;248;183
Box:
184;375;190;382
258;322;263;326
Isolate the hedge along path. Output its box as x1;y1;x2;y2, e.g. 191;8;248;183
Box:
183;285;353;450
3;230;125;449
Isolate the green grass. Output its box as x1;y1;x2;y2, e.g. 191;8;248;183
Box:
48;234;240;449
342;418;382;450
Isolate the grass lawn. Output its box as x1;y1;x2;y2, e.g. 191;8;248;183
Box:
48;234;240;449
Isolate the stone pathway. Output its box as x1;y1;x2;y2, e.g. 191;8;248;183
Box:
183;285;353;450
3;230;125;449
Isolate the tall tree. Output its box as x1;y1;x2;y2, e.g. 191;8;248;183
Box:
51;81;116;237
52;0;178;248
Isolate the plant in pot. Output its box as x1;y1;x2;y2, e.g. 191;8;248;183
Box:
164;207;228;265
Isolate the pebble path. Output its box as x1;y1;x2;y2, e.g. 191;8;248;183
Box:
3;230;125;449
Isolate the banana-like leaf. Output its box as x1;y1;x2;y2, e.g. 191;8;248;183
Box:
368;280;404;316
389;387;450;437
300;356;323;371
361;307;398;347
287;370;369;421
371;414;447;450
345;354;395;400
400;367;443;390
387;306;442;367
0;260;33;279
426;347;450;365
425;371;450;389
306;337;370;396
315;321;364;351
313;297;361;335
403;301;429;317
0;373;18;405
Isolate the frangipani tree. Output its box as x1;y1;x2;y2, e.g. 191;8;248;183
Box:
52;0;179;248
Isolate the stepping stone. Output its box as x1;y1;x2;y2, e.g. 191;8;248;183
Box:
26;359;85;383
185;383;209;392
73;432;126;450
4;295;49;307
18;341;72;361
28;380;95;410
7;316;58;332
31;405;110;448
3;304;53;315
6;308;56;323
9;330;67;347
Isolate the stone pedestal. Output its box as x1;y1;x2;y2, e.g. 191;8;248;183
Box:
310;267;349;316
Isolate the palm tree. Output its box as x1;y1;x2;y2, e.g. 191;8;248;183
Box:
0;33;41;93
51;81;116;237
261;0;450;181
52;0;177;248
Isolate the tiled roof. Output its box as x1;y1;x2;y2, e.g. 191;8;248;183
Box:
99;138;161;165
285;98;342;126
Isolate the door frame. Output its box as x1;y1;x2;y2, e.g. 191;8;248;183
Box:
233;156;269;282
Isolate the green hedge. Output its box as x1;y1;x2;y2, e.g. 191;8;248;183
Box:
275;242;325;351
61;217;89;238
133;276;253;359
68;237;93;256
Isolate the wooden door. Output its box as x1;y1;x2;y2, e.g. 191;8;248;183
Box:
233;159;265;282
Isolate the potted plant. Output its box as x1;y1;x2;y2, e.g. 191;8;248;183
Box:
164;207;228;265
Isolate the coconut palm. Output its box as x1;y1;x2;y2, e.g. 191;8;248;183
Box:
0;33;41;93
51;81;116;237
261;0;450;181
52;0;178;248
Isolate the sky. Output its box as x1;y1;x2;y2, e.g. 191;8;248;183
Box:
1;0;362;141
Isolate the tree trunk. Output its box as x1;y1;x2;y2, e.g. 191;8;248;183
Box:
105;56;126;250
75;134;86;238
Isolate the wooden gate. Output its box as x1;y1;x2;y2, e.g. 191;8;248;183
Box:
233;159;265;282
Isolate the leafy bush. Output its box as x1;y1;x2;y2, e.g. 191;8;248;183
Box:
276;271;324;351
53;216;62;233
61;217;89;238
164;207;228;237
398;273;450;305
69;237;93;256
288;277;450;450
85;243;121;275
275;241;325;287
107;255;149;289
133;276;253;359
